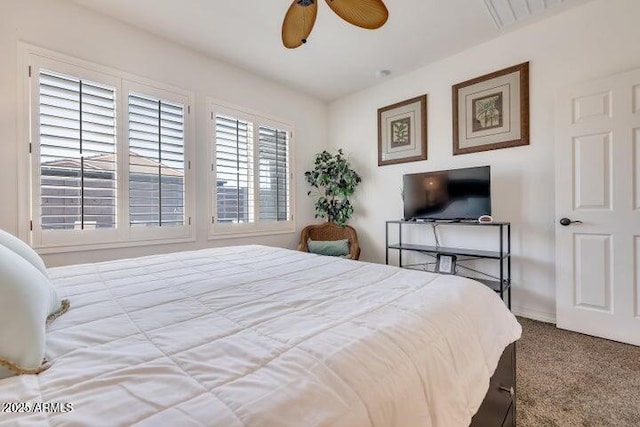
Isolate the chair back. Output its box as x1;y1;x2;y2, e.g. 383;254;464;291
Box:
297;223;361;260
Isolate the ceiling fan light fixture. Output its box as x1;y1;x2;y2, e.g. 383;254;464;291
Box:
282;0;388;49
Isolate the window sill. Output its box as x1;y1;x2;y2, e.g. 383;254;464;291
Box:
34;235;196;255
208;228;296;241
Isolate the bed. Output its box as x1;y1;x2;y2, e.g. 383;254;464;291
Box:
0;245;521;426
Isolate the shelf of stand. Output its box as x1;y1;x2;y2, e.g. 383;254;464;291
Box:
386;220;510;227
386;243;509;260
401;264;510;292
402;266;511;293
474;278;511;293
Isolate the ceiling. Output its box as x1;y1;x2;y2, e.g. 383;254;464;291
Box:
70;0;591;101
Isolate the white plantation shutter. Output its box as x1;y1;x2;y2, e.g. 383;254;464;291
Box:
258;126;289;221
211;105;293;235
29;52;194;249
38;69;117;231
214;114;254;224
128;93;185;227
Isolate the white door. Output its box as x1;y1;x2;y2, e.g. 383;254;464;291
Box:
555;68;640;346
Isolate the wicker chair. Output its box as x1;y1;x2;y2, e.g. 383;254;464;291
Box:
297;223;361;260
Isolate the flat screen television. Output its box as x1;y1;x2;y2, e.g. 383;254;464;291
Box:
403;166;491;221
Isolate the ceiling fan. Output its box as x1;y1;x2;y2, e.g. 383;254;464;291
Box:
282;0;389;49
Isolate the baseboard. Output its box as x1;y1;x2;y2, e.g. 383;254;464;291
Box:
511;306;556;324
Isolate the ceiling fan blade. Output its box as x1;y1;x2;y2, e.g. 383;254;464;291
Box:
282;0;318;49
325;0;388;30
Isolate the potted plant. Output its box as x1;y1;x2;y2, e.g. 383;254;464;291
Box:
304;149;362;226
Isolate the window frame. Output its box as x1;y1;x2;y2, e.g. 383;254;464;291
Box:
22;45;195;253
123;80;193;243
208;99;295;239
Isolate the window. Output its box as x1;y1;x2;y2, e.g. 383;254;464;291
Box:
211;104;293;236
214;115;254;224
128;93;186;228
258;125;290;222
38;70;117;232
28;53;193;249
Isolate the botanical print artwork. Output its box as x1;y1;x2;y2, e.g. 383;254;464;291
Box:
390;117;411;147
452;62;528;155
472;92;503;132
378;94;427;166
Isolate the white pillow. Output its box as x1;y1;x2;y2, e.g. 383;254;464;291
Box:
0;245;64;379
0;229;47;277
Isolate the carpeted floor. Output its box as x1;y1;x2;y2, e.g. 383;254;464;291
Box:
517;318;640;427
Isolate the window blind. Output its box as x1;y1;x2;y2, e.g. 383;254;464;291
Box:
128;93;185;227
258;126;289;222
214;114;253;224
38;70;117;231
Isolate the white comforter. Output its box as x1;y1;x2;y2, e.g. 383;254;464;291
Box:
0;245;521;427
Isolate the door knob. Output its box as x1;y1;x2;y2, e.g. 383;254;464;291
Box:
559;217;583;226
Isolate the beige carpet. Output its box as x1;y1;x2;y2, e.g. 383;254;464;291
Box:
517;318;640;427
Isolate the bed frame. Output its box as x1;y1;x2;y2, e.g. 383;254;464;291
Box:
470;342;516;427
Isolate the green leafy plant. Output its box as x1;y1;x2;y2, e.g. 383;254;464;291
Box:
304;149;362;226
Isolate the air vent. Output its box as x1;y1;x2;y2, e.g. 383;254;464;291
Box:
484;0;566;29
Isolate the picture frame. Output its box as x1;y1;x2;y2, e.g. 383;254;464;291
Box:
378;95;427;166
452;62;529;155
435;254;457;275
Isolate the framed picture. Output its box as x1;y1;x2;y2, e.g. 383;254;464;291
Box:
452;62;529;155
378;95;427;166
435;254;457;275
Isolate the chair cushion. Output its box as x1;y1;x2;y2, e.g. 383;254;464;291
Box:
0;229;47;277
307;239;350;257
0;245;63;379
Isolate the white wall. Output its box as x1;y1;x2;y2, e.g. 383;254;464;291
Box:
327;0;640;322
0;0;327;266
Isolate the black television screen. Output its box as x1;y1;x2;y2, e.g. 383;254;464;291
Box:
403;166;491;221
